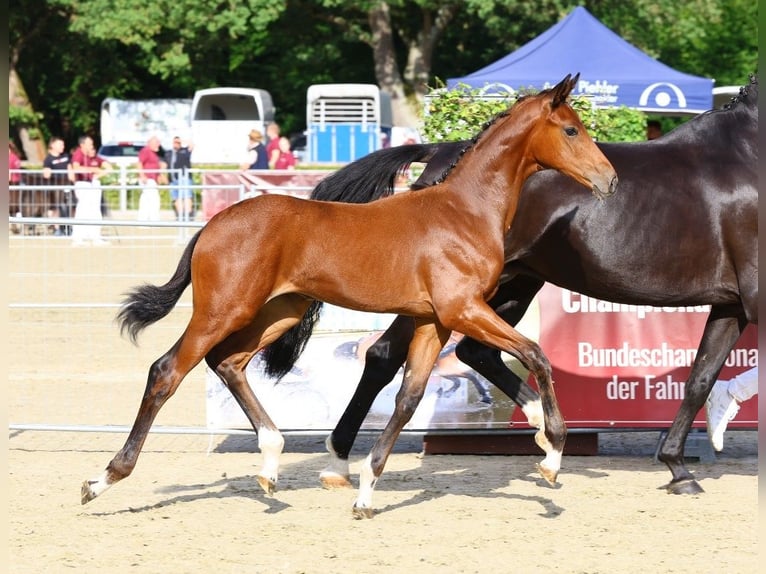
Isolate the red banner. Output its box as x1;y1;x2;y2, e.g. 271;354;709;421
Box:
201;170;331;221
510;284;758;429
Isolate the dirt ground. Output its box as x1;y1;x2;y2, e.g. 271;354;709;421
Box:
7;231;760;574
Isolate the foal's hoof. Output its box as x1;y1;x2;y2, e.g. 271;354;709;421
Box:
320;473;353;489
535;463;559;486
665;478;704;495
256;475;277;495
352;505;375;520
81;480;98;505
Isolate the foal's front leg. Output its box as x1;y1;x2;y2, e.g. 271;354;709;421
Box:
353;320;450;519
451;299;566;484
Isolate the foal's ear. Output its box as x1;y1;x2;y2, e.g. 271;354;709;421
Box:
551;73;580;107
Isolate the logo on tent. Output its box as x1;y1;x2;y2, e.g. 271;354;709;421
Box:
639;83;687;109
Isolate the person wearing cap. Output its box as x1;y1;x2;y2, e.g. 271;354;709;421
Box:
165;136;194;220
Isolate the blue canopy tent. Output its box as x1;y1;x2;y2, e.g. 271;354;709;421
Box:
447;7;714;115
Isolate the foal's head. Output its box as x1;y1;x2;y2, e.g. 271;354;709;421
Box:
510;74;618;200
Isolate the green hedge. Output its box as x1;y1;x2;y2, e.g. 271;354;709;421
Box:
422;83;647;143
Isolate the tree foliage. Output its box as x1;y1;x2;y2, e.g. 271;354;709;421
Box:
9;0;757;156
422;83;646;143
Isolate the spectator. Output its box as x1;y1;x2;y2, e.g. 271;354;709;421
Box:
706;367;758;451
42;136;72;236
9;141;22;184
137;135;166;221
70;135;110;245
165;136;194;221
646;120;662;140
273;136;297;170
266;123;281;169
9;142;23;233
240;129;269;170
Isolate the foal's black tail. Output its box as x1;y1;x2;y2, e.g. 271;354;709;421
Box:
261;143;443;380
117;230;202;344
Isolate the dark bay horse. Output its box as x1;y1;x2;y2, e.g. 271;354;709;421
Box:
308;74;758;496
81;75;618;518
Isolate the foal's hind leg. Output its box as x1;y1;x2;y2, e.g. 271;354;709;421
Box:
82;328;212;503
82;308;264;504
353;320;450;519
206;295;312;495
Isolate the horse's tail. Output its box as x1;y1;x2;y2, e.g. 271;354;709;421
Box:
309;143;444;203
262;144;443;380
117;230;202;344
261;300;324;379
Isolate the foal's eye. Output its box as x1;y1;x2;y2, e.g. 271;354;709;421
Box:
564;127;578;136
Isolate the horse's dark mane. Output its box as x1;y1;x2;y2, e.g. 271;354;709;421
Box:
721;73;757;111
429;109;511;186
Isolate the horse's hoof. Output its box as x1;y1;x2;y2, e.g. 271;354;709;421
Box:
256;475;277;495
665;479;704;495
352;505;375;520
81;480;97;505
320;473;353;489
535;462;559;485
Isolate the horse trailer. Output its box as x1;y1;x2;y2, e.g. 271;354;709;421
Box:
190;87;276;164
306;84;392;163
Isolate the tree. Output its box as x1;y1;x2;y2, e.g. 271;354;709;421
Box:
10;0;758;155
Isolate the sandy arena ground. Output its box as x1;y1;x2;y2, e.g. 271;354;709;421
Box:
7;230;760;574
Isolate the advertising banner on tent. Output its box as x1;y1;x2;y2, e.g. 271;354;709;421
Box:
448;6;714;114
206;284;757;432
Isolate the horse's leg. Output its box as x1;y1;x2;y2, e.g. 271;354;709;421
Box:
206;294;311;494
321;315;415;489
657;305;748;494
82;305;267;504
353;320;450;518
447;298;565;484
82;336;205;503
455;275;545;426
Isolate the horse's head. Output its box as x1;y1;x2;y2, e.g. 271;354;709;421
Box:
524;73;618;200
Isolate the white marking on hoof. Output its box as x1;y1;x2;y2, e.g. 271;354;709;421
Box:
536;449;562;485
320;436;352;488
522;399;544;429
256;427;284;491
353;454;378;516
81;470;112;504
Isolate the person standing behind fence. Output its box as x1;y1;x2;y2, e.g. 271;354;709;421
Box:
266;123;281;169
273;136;297;170
137;135;166;221
70;135;110;245
240;129;269;170
165;136;194;221
9;142;23;233
42;136;72;236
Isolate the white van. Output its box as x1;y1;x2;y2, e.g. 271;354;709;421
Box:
190;87;276;165
99;98;192;150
